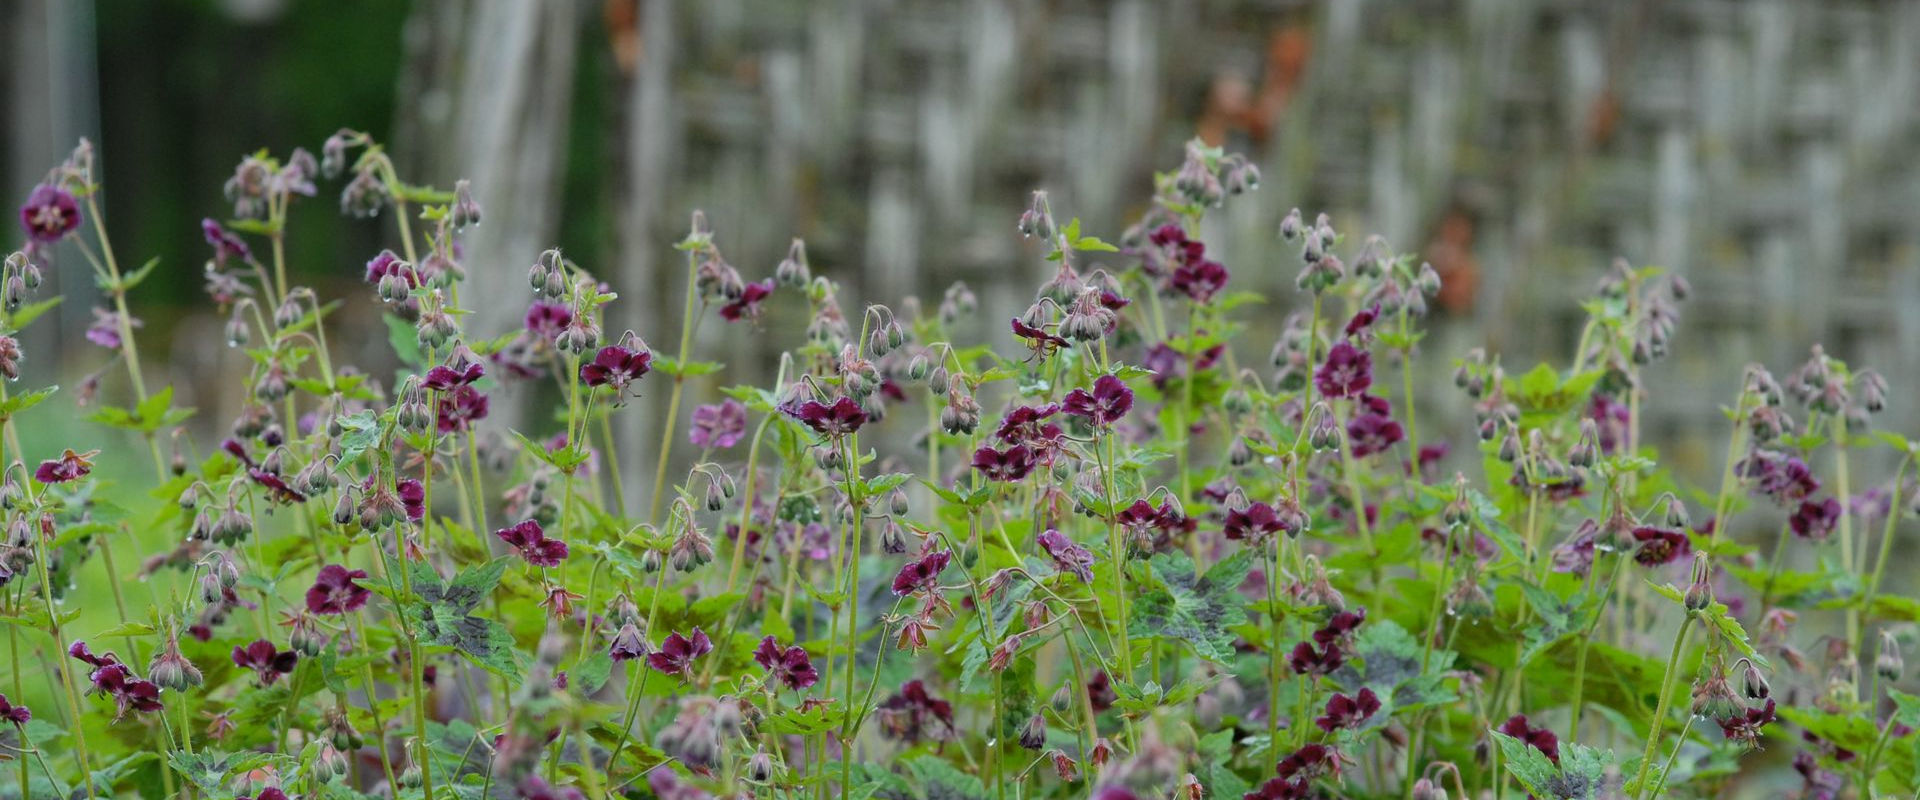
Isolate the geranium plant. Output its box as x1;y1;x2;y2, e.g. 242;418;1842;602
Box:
0;131;1914;800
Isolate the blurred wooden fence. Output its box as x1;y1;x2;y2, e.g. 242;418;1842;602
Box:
554;0;1920;484
9;0;1920;490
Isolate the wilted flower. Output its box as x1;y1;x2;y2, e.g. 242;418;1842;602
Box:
891;549;951;596
1631;526;1691;567
719;279;774;323
1036;529;1094;582
201;218;252;264
0;693;29;725
34;449;98;484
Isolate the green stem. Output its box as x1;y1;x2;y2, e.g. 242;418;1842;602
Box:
647;251;702;524
1631;616;1694;799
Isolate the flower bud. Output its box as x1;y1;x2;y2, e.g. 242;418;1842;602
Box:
1878;630;1904;682
746;749;775;782
148;646;203;691
1741;661;1770;700
1017;191;1056;241
1683;554;1713;612
1019;713;1046;750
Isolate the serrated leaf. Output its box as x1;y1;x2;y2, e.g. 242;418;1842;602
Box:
1;296;63;334
1127;549;1251;663
0;385;56;420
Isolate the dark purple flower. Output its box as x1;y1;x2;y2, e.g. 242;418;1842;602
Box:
1168;257;1230;303
422;360;485;391
0;693;29;725
201;218;251;263
364;249;417;287
786;396;867;437
996;403;1063;445
436;384;490;433
689;399;747;448
305;564;371;615
1036;529;1094;582
1740;450;1820;505
1346;412;1405;458
876;679;956;743
1790;497;1843;541
242;790;291;800
719;279;774;323
1314;609;1368;645
1314;687;1381;732
1288;641;1344;676
1631;525;1691;567
1315;341;1372;399
1063;374;1134;427
524;301;573;338
232;639;299;685
34;448;96;484
1140;342;1224;389
1500;714;1561;764
497;519;569;567
397;477;426;522
1226;504;1287;547
1344;304;1381;338
19;183;81;243
891;549;951;596
647;628;713;677
753;636;819;690
578;344;653;392
971;444;1037;482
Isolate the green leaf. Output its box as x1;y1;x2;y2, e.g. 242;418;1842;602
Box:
335;409;381;463
410;559;521;679
0;295;63;334
0;385;55;420
386;313;423;368
766;703;845;735
655;357;724;378
1127;549;1251;663
1494;731;1615;799
1518;583;1581;666
101;256;162;293
905;754;986;800
573;650;614;696
167;750;236;791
